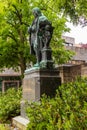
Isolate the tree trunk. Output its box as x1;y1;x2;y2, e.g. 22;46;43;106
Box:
19;56;26;78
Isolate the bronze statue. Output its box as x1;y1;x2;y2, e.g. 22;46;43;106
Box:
28;7;53;67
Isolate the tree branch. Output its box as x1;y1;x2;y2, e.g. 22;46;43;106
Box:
7;32;18;43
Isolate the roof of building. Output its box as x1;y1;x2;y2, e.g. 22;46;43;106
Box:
0;68;21;76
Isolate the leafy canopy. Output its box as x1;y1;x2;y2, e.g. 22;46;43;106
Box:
0;0;74;76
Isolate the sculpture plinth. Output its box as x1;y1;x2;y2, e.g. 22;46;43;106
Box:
21;68;61;118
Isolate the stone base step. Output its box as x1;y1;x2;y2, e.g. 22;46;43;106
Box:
12;116;29;130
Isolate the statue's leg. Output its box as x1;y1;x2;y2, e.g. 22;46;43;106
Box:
34;43;40;66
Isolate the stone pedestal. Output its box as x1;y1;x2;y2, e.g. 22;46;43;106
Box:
21;68;61;118
12;116;29;130
13;68;61;129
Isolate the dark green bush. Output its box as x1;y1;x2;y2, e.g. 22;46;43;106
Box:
0;87;22;123
26;77;87;130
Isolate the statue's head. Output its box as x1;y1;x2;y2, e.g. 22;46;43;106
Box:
32;7;42;17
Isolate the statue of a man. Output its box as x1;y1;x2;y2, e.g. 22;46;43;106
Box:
28;7;53;66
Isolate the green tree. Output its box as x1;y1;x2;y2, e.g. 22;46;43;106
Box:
0;0;35;77
0;0;74;77
49;0;87;26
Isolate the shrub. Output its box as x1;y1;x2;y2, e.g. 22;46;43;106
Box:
0;88;22;123
0;124;9;130
26;77;87;130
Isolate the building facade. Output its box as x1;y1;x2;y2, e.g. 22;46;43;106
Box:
0;68;21;92
59;36;87;83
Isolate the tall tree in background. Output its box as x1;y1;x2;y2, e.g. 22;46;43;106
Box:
0;0;74;77
50;0;87;26
0;0;35;77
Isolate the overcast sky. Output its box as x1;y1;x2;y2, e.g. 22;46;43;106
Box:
64;22;87;44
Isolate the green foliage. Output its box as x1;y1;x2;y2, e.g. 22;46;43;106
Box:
48;0;87;26
0;124;6;130
0;124;9;130
26;77;87;130
1;0;86;74
0;88;22;123
0;0;74;75
0;0;36;75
